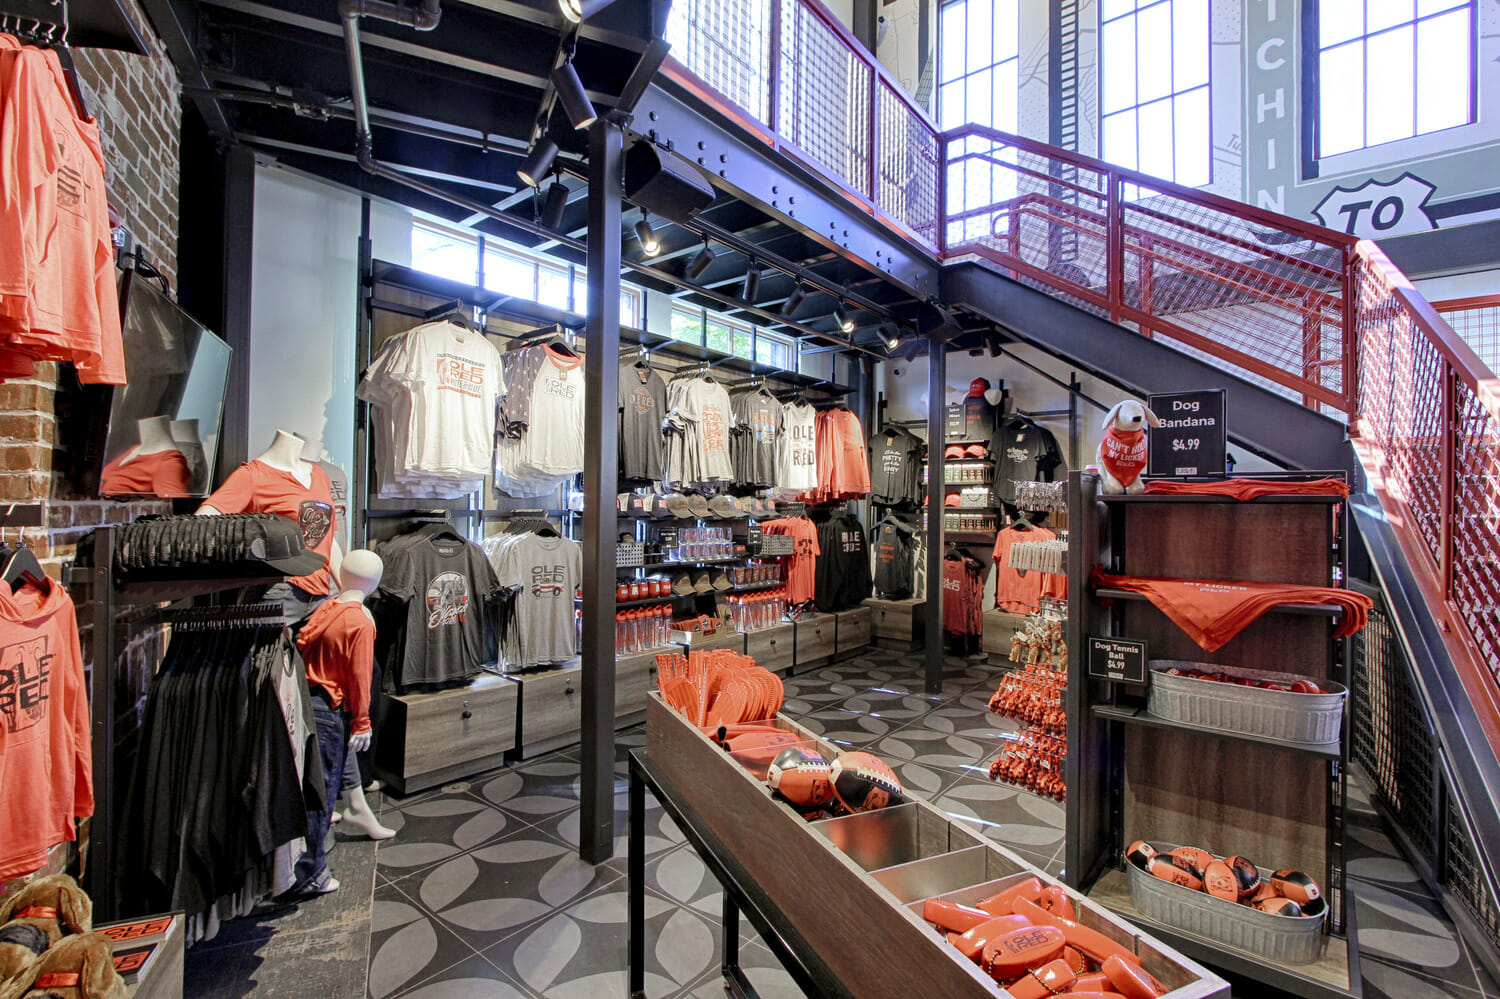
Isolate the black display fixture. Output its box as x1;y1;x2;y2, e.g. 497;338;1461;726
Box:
517;137;559;188
551;58;598;129
623;139;716;223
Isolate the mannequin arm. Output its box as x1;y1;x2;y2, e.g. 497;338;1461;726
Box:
196;504;222;516
330;538;344;590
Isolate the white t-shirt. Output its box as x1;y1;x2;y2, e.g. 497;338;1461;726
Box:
400;322;505;478
778;400;818;490
520;347;585;476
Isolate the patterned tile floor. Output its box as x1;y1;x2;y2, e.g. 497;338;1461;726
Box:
186;648;1497;997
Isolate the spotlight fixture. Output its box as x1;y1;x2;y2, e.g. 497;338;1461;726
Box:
551;59;598;130
881;321;901;351
541;178;569;230
516;138;559;188
742;260;762;302
634;215;660;256
686;241;715;280
834;303;855;334
782;283;808;317
558;0;618;22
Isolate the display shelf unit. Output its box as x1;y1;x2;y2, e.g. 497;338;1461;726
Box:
1064;470;1360;998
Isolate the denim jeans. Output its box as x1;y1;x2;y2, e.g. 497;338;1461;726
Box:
293;688;348;890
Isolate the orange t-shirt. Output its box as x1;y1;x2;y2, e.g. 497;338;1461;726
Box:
0;38;123;384
204;461;337;596
296;600;375;734
1142;477;1350;500
0;576;93;880
99;449;193;497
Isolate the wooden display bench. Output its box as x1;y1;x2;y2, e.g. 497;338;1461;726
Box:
983;608;1031;664
637;694;1229;998
867;596;925;651
743;622;796;672
374;674;519;795
790;612;836;671
832;606;871;660
1065;471;1361;998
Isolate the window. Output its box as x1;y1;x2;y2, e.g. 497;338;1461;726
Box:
1316;1;1473;157
411;220;641;326
936;0;1020;134
1100;0;1211;187
668;304;795;370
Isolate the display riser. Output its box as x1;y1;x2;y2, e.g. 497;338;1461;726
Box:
113;913;184;999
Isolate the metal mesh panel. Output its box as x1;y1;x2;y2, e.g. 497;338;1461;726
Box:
664;0;772;123
1437;304;1500;373
1451;378;1500;686
1354;255;1447;565
777;1;871;196
1445;792;1500;956
877;81;939;249
1350;602;1439;857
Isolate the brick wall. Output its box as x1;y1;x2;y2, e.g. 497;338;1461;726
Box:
0;0;182;897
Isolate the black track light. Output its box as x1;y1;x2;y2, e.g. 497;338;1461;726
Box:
541;178;569;230
517;138;559;188
635;215;660;256
782;283;807;316
552;60;598;130
742;261;762;302
881;321;901;350
559;0;618;22
686;241;715;280
834;303;855;334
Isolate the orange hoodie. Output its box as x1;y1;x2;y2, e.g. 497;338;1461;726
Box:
295;600;376;735
0;576;93;880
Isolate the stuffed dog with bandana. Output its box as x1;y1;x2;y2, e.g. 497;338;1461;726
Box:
1096;400;1160;494
0;877;91;949
0;932;123;999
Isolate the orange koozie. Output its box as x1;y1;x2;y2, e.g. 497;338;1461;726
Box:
981;925;1067;981
1103;953;1168;998
977;876;1045;915
1011;898;1136;966
951;914;1033;962
922;899;995;934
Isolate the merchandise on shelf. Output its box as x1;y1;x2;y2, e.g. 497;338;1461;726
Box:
986;616;1068;800
993;521;1067;613
868;424;925;509
482;524;580;671
1126;841;1327;919
813;510;871;612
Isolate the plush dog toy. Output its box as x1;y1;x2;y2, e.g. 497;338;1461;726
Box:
0;932;123;999
0;924;48;986
1096;400;1160;494
0;878;91;948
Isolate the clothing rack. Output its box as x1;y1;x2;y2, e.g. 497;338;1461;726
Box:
163;601;287;629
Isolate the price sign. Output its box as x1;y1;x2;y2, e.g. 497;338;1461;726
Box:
1147;389;1226;477
1087;636;1149;683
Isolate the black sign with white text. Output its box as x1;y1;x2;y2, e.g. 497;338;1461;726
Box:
1087;636;1149;684
1147;389;1226;477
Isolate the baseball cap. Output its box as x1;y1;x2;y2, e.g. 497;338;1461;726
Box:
943;444;965;460
711;568;732;591
672;572;695;595
665;493;691;518
964;443;988;459
708;495;740;518
944;494;962;507
687;494;712;519
647;494;673;519
969;377;991;396
692;569;713;594
617;493;631;515
628;494;651;518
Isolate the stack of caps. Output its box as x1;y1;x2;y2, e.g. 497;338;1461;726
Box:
107;514;325;577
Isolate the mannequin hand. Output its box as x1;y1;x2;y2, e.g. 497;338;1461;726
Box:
348;730;372;753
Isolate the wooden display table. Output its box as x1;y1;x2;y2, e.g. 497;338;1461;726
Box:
375;675;519;794
866;596;924;650
634;694;1229;998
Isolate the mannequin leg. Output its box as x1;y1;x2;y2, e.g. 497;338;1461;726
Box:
288;690;346;895
339;753;395;840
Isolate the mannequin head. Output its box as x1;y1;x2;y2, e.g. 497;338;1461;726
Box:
338;549;383;597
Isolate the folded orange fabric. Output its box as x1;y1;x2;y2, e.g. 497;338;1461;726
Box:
1142;477;1349;500
1091;568;1371;652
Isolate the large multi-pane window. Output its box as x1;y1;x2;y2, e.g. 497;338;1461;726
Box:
411;221;641;327
936;0;1020;134
1100;0;1211;187
668;304;795;370
1316;1;1473;157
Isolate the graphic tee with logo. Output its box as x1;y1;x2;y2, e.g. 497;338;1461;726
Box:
204;460;337;596
777;401;818;491
493;533;582;668
380;534;500;687
619;363;667;482
733;388;783;488
993;416;1064;505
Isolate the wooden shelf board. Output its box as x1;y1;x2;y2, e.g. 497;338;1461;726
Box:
1091;704;1343;759
1095;588;1345;618
1088;868;1358;999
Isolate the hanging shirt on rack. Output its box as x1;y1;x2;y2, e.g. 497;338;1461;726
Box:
376;528;502;691
763;516;820;605
493;343;584;497
486;531;582;669
941;553;986;649
871;518;917;600
204;461;337;597
620;362;667;482
813;511;872;612
777;400;818;492
812;407;871;502
868;426;925;508
993;414;1064;506
730;386;783;489
991;523;1064;614
0;576;92;880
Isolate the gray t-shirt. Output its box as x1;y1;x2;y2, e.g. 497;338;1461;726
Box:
620;363;667;482
495;533;582;668
733;388;783;489
380;533;501;689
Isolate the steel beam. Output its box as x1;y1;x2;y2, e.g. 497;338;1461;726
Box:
631;84;940;302
580;116;622;865
924;335;946;695
138;0;233;134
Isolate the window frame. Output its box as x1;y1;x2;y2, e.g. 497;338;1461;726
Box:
667;302;797;371
936;0;1022;134
1098;0;1213;189
1308;0;1477;162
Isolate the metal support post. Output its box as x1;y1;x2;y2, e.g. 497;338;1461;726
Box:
924;337;946;694
580;117;623;865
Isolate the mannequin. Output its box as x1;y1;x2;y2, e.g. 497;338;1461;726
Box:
330;550;394;840
100;416;193;496
169;418;208;493
288;549;390;896
199;429;344;619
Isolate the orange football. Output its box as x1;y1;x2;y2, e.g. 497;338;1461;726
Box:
1203;860;1240;902
1167;847;1214;879
1254;896;1304;917
1270;869;1321;906
1146;855;1203;892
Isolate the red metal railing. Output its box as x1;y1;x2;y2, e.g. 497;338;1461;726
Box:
662;0;1500;715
